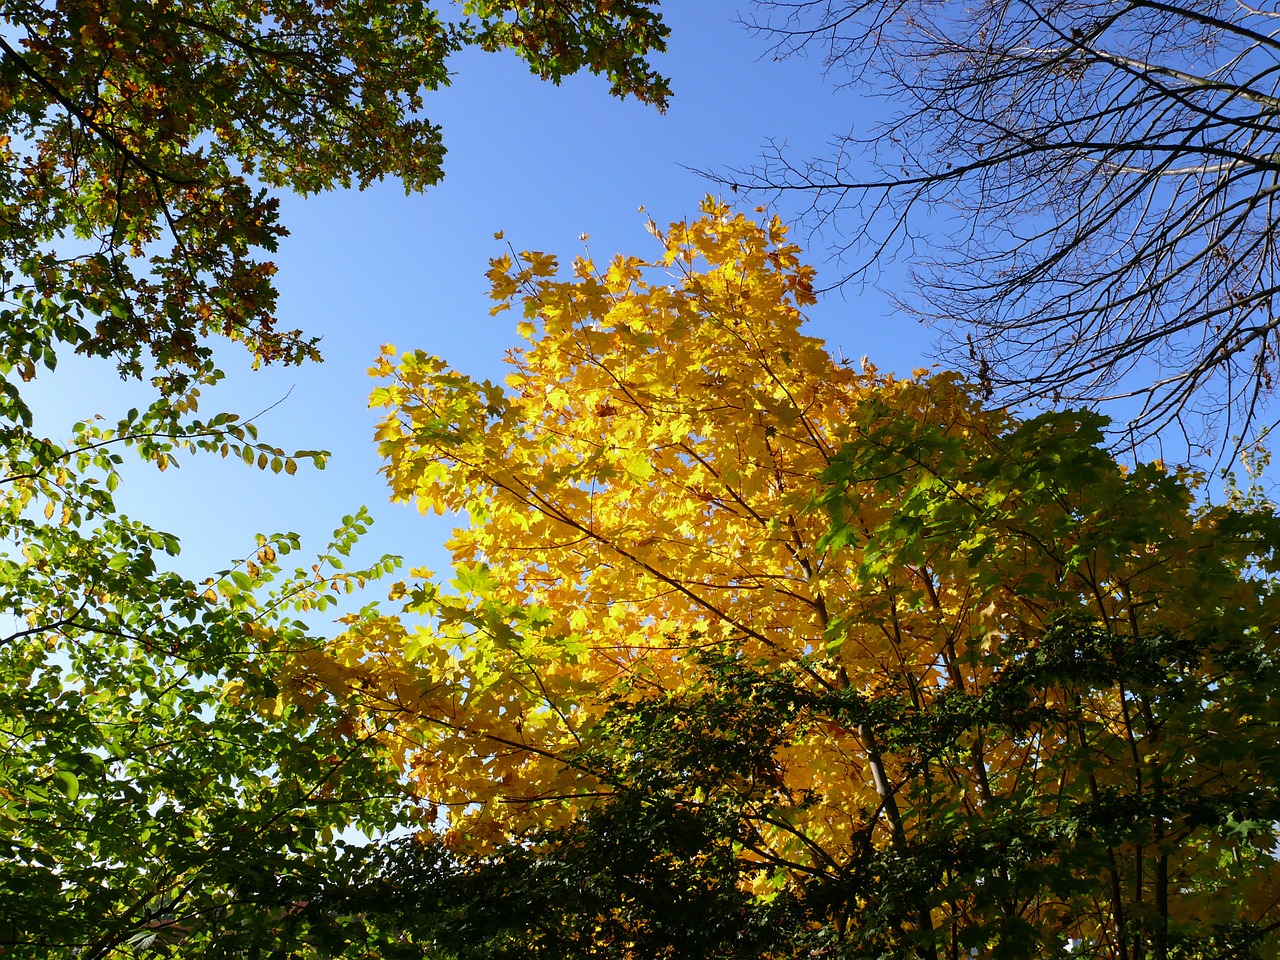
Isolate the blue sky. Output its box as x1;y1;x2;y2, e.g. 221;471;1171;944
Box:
34;2;936;593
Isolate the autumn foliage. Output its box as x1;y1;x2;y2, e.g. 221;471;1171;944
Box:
0;0;669;402
293;203;1280;958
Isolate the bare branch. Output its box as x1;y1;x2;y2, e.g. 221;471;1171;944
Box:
735;0;1280;462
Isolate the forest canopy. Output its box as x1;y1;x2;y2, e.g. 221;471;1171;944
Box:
5;1;1280;953
0;1;669;954
0;0;670;405
276;203;1280;959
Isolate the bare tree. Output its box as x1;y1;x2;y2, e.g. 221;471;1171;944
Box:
731;0;1280;459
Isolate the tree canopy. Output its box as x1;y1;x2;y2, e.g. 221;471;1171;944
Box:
7;1;1280;950
0;2;669;954
296;203;1280;958
0;0;669;407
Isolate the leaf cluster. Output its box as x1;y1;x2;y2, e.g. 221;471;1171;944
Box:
0;492;409;957
0;4;676;953
330;205;1280;959
0;0;669;397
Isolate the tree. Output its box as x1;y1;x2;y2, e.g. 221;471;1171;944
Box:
303;203;1280;958
0;0;669;406
1;502;413;958
293;793;779;960
0;2;671;953
727;0;1280;459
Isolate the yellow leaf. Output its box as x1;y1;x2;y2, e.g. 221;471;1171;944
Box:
328;205;1275;940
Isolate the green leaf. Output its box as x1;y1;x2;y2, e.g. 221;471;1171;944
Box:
52;770;78;801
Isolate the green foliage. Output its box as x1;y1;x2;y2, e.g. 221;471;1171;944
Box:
361;378;1280;959
461;1;671;106
0;359;390;956
0;2;672;953
399;613;1280;960
0;0;668;401
0;494;409;957
293;794;776;960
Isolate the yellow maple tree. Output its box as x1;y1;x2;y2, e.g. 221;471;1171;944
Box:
289;201;1280;958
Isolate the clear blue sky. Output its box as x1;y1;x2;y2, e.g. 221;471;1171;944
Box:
34;2;935;591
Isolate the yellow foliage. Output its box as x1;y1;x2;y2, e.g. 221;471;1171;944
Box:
296;201;1280;951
